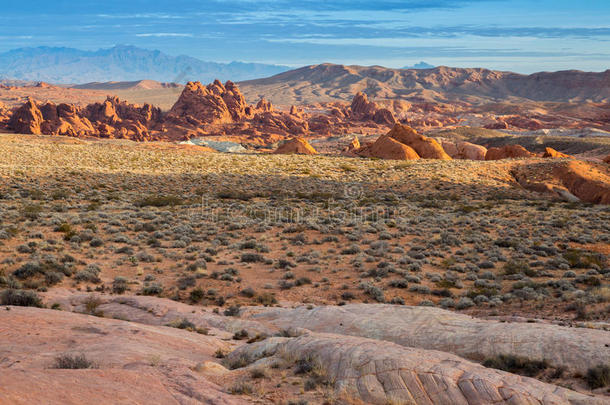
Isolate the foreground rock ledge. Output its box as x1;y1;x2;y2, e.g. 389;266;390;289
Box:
228;333;605;405
247;303;610;374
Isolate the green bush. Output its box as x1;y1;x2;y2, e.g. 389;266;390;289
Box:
586;364;610;389
135;195;184;207
483;354;549;377
0;289;43;307
52;354;96;369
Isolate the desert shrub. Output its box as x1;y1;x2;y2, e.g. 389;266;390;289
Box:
563;249;604;269
341;244;360;255
135;195;184;207
189;287;205;302
228;382;253;395
55;223;77;240
483;354;549;377
256;292;277;306
359;282;385;303
455;297;475;309
74;265;102;283
21;204;43;220
13;262;44;279
232;329;249;340
141;283;163;296
0;289;42;307
503;260;531;276
341;291;355;300
586;364;610;389
240;287;256;298
177;276;196;290
388;279;408;288
52;354;96;369
224;353;253;370
241;253;264;263
167;318;196;330
112;277;128;294
250;368;267;379
224;305;241;317
294;277;311;286
45;271;64;286
294;355;331;389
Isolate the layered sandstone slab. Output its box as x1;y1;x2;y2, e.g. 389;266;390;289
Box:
247;304;610;374
228;333;605;405
0;306;247;405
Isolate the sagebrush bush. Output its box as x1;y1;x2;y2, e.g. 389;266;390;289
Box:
0;289;43;307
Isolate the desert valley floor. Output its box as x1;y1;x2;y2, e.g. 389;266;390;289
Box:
0;133;609;404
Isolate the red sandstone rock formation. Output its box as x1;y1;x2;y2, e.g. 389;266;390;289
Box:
542;147;571;159
6;96;161;140
273;138;317;155
485;144;534;160
350;92;396;125
358;135;420;160
256;98;273;112
166;80;249;126
7;98;44;134
386;124;451;159
438;139;487;160
554;161;610;204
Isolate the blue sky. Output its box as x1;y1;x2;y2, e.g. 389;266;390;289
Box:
1;0;609;73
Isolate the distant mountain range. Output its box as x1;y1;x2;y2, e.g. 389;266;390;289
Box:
0;45;290;84
403;62;435;69
240;63;610;105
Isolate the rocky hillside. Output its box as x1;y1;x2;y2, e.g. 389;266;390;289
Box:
239;64;610;105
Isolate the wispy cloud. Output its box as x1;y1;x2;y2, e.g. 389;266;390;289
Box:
96;13;186;19
135;33;194;38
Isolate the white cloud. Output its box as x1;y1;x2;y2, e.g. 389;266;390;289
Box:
135;33;194;38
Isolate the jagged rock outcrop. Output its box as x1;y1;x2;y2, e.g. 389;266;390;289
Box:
289;105;303;118
228;333;605;405
6;96;160;140
438;139;487;160
166;80;249;126
256;98;273;112
273;137;317;155
252;111;309;136
0;101;10;127
350;92;396;125
542;147;571;159
7;98;44;134
342;136;361;155
39;103;96;137
248;304;610;374
485;144;534;160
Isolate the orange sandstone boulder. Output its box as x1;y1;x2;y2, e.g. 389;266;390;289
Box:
604;155;610;164
386;124;451;159
542;147;571;159
485;144;534;160
273;138;318;155
438;139;487;160
359;135;420;160
554;161;610;204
